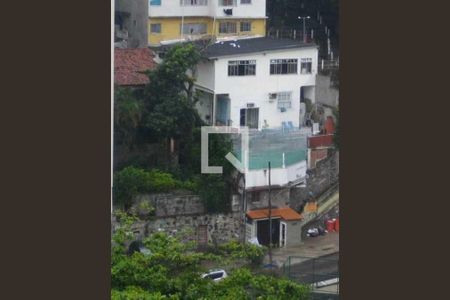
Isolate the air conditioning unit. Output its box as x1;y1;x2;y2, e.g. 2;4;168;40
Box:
224;9;233;16
269;93;278;100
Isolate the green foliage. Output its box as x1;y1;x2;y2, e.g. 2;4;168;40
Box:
212;268;311;300
113;167;198;209
112;215;310;299
217;241;267;266
114;87;143;148
143;43;201;141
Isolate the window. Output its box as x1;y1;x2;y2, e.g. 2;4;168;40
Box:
228;60;256;76
240;108;259;129
301;58;312;74
150;0;161;5
220;0;236;6
240;21;251;32
181;23;207;35
150;23;161;34
270;59;298;75
276;91;292;109
241;0;251;3
180;0;207;5
219;22;237;34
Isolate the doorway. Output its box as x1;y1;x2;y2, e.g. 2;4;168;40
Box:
240;108;259;129
256;218;280;247
280;222;287;247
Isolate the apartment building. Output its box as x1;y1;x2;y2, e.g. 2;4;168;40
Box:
148;0;267;46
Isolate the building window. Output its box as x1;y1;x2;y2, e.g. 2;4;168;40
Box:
277;91;292;109
228;60;256;76
219;22;237;34
240;108;259;129
301;58;312;74
270;59;298;75
150;23;161;34
181;23;207;35
241;0;251;3
240;21;252;32
220;0;236;6
150;0;161;5
180;0;207;5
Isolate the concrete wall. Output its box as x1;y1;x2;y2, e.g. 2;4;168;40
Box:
116;0;148;48
202;47;318;130
286;220;302;246
315;74;339;107
245;160;307;189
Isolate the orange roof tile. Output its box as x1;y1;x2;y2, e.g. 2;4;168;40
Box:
246;207;302;221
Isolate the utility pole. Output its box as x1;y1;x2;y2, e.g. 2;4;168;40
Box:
298;16;311;43
268;161;273;266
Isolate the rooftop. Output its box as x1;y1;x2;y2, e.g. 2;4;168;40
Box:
203;37;317;58
114;48;156;86
247;207;303;221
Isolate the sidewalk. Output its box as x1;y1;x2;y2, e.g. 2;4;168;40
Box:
263;232;339;267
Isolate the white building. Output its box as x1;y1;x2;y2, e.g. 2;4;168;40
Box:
194;37;319;189
195;37;318;130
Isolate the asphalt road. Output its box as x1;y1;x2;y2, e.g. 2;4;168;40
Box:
286;252;339;284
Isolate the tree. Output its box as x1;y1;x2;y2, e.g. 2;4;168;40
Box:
114;86;143;149
142;43;202;142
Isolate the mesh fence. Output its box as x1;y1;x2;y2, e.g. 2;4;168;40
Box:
283;253;339;298
232;129;308;170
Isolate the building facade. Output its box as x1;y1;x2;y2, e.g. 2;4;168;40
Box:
115;0;149;48
148;0;267;46
194;37;318;190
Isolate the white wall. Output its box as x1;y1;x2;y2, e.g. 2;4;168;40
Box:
204;47;318;129
196;60;215;91
149;0;266;18
245;160;307;188
149;1;210;17
211;0;266;18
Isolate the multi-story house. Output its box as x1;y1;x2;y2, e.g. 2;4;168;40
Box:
194;37;319;190
148;0;267;46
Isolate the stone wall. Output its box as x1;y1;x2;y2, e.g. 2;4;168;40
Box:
290;150;339;211
113;212;244;245
133;192;205;217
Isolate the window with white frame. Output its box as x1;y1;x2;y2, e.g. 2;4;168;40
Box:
181;23;207;35
277;92;292;109
180;0;207;5
220;0;236;6
300;58;312;74
240;21;252;32
270;59;298;75
150;23;161;34
219;22;237;34
241;0;251;4
228;60;256;76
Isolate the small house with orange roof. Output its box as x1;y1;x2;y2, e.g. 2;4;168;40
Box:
246;207;303;247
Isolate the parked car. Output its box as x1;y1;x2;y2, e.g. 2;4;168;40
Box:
201;269;228;282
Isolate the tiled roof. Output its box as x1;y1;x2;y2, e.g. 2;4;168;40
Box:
114;48;155;86
246;207;303;221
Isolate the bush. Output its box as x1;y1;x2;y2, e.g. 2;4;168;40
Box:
217;240;267;266
113;167;198;210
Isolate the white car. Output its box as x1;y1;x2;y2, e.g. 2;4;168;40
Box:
201;269;228;282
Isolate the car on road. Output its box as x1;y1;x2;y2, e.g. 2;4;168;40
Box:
201;269;228;282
